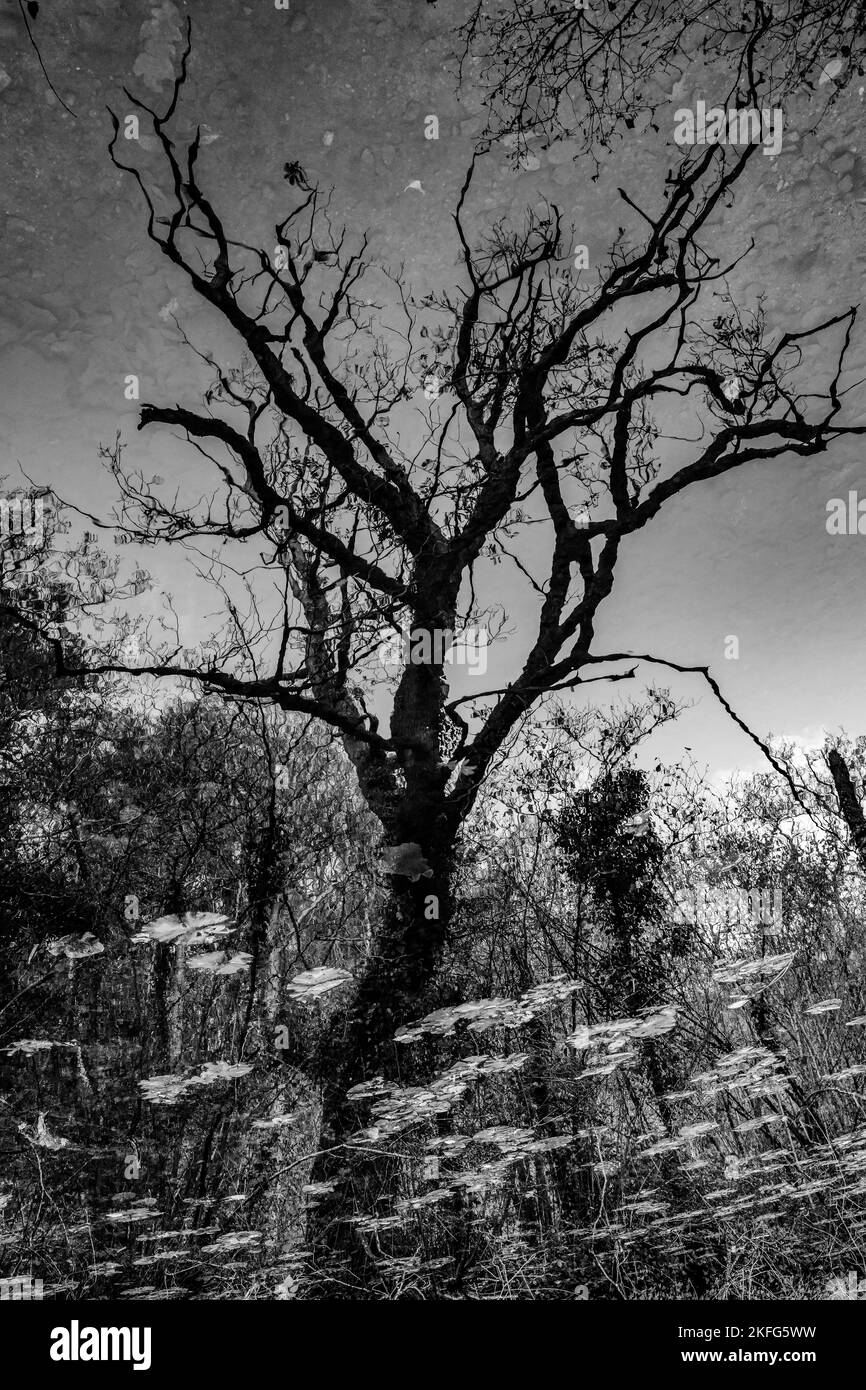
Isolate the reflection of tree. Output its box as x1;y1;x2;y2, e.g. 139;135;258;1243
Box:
461;0;866;157
15;20;866;1264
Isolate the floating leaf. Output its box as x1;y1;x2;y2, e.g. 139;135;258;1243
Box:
804;998;843;1015
346;1076;394;1102
381;842;434;880
193;1061;253;1086
286;966;353;1000
132;911;234;947
199;1231;262;1253
187;950;252;976
251;1113;297;1131
131;914;189;944
528;1134;573;1154
47;933;104;960
678;1121;719;1140
187;949;228;972
104;1207;160;1224
18;1112;69;1150
733;1112;785;1133
138;1074;188;1105
214;952;253;976
302;1182;338;1199
395;978;579;1043
818;56;845;85
713;952;795;985
472;1125;535;1149
139;1062;251;1105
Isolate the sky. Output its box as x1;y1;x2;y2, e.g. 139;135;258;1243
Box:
2;0;866;778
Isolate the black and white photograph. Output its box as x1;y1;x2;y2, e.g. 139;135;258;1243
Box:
1;0;866;1364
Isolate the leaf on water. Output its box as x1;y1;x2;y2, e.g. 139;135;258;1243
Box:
424;1134;472;1156
18;1112;69;1150
199;1231;262;1253
381;842;434;880
138;1074;188;1105
397;1188;453;1211
566;1006;676;1053
131;914;189;944
351;1213;406;1234
618;1198;668;1216
286;966;353;1000
185;924;235;945
639;1136;686;1158
518;976;582;1012
472;1125;535;1149
396;976;582;1043
137;1230;199;1242
396;998;515;1042
631;1005;678;1039
473;1052;530;1075
47;933;104;960
182;912;235;942
593;1159;621;1176
214;953;252;976
580;1057;636;1078
193;1061;253;1086
733;1112;785;1133
822;1064;866;1082
528;1134;573;1154
104;1207;161;1224
187;950;228;972
678;1121;719;1140
132;1251;189;1265
133;912;234;947
804;998;843;1015
346;1076;394;1102
713;951;796;985
187;950;252;976
819;56;845;85
139;1062;252;1105
274;1274;300;1299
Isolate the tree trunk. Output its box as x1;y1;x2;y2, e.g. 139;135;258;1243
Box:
306;823;455;1287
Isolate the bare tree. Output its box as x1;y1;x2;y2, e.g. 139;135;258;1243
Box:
20;24;866;1171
